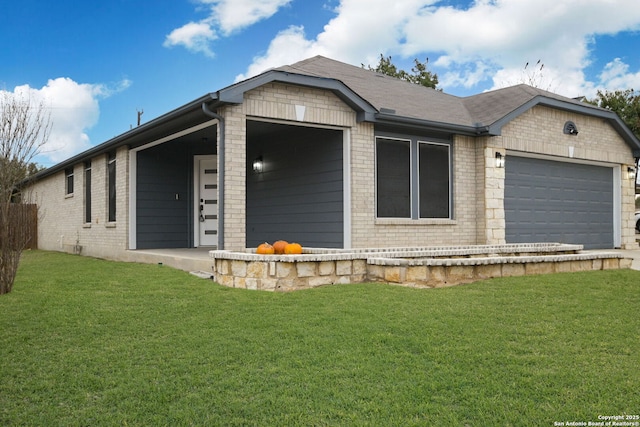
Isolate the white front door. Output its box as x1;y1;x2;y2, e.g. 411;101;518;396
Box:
194;155;218;247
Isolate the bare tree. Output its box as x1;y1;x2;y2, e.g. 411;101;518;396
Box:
499;60;557;92
0;91;51;294
522;60;545;87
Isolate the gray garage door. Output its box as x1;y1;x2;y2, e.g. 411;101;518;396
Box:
505;156;614;249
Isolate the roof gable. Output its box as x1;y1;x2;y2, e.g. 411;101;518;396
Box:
215;66;378;121
29;56;640;180
462;84;640;154
463;84;609;129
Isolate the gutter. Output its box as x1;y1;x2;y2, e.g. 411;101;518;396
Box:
27;94;215;183
201;102;225;251
374;112;482;136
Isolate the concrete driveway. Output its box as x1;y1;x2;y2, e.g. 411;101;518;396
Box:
624;248;640;270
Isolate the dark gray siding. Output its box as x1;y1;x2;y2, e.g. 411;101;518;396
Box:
246;122;343;248
505;156;614;249
136;137;214;249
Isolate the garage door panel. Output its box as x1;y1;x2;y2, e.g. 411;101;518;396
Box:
505;156;613;249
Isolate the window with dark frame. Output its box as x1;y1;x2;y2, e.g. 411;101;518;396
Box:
376;137;411;218
65;167;74;195
84;161;91;223
419;142;450;219
107;152;116;222
376;136;452;220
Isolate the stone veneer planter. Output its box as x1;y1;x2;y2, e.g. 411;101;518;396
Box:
209;243;632;291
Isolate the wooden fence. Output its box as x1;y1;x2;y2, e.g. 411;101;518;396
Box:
1;204;38;250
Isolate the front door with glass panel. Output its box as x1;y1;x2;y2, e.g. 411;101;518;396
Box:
194;155;218;247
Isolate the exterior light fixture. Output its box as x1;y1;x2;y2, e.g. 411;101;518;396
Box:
563;121;579;135
252;156;263;173
628;166;636;180
495;152;505;168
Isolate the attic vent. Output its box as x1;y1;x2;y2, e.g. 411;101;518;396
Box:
379;108;396;114
564;121;579;135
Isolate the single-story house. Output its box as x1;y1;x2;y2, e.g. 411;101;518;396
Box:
25;55;640;263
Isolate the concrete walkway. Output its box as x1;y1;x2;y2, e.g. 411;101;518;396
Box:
620;248;640;270
127;248;212;273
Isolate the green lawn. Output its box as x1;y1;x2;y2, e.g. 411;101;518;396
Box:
1;250;639;426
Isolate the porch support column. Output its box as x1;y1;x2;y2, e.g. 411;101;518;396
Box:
220;104;248;251
482;146;506;245
621;162;640;249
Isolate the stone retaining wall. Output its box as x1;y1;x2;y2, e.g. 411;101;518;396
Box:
210;244;632;291
212;256;368;291
367;253;631;288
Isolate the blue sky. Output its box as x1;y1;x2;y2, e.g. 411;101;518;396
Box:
3;0;640;167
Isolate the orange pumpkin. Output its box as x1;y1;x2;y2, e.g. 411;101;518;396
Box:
284;242;303;255
256;242;274;255
272;240;289;254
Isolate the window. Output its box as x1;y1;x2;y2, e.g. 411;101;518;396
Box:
84;161;91;223
376;136;452;219
419;142;450;218
65;167;74;195
376;137;411;218
107;152;116;222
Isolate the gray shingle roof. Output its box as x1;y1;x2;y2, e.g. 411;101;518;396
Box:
462;84;606;127
276;56;475;127
276;55;609;129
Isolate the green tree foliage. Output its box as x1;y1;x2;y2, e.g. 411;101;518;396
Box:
586;89;640;139
364;54;439;89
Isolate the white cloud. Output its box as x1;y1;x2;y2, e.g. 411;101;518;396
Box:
209;0;293;35
235;0;640;98
164;0;292;56
598;58;640;91
235;0;428;80
4;78;130;165
439;61;493;90
398;0;640;96
164;22;217;57
235;26;317;81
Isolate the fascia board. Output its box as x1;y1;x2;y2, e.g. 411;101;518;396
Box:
28;94;216;182
374;113;480;136
217;70;378;120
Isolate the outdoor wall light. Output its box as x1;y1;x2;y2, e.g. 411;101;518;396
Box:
563;121;579;135
252;156;263;173
495;152;505;168
628;166;636;180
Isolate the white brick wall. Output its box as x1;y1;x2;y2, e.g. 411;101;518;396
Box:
349;133;480;248
26;86;638;259
26;146;130;259
500;106;632;164
244;83;357;127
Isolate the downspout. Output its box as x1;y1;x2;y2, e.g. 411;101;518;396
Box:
202;102;225;250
